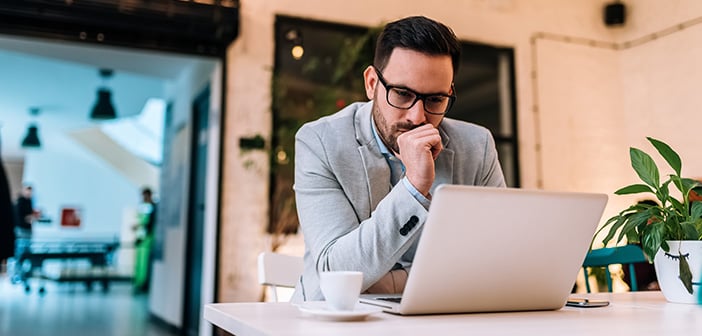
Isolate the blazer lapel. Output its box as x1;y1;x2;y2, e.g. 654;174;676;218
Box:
354;102;391;215
433;126;454;191
433;148;454;191
358;146;390;212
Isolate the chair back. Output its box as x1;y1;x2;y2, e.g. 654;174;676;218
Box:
257;252;303;301
582;245;648;292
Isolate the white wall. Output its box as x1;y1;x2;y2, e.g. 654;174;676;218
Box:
21;129;145;238
219;0;702;300
533;1;702;227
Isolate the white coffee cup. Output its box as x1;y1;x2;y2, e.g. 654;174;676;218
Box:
319;271;363;311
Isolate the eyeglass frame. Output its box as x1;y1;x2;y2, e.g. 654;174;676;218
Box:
373;66;456;115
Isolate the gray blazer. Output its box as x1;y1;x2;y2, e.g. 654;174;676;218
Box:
291;101;506;302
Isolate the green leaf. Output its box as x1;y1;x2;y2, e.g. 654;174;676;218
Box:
691;202;702;220
681;178;699;200
593;214;620;237
615;184;653;195
657;179;671;204
630;147;660;188
600;215;628;246
625;230;640;244
617;211;650;243
680;222;699;240
645;205;663;220
641;222;665;260
671;175;685;194
664;211;686;240
678;255;694;294
681;178;699;189
635;208;656;233
669;197;685;215
647;137;682;176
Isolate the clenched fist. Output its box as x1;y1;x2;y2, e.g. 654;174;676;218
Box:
394;124;442;197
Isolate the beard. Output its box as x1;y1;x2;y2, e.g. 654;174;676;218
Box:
371;97;418;154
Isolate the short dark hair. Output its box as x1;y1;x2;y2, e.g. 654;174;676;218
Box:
374;16;461;76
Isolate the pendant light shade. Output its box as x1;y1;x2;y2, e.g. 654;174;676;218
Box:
91;88;117;120
21;125;41;148
90;68;117;120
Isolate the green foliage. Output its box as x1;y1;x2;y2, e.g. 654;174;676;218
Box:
593;137;702;294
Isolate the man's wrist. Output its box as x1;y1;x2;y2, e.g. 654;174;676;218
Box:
401;177;431;209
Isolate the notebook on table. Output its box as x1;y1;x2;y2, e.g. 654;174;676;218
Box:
359;185;608;315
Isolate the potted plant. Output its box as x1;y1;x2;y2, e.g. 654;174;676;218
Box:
594;137;702;303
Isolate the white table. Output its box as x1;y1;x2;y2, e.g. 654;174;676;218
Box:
204;291;702;336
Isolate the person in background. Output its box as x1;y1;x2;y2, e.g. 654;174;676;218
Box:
11;185;38;280
133;187;157;293
291;16;506;302
14;185;37;239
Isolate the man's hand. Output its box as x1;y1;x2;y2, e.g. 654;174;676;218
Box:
394;124;442;196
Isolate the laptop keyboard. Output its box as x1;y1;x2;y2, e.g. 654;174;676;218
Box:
377;297;402;303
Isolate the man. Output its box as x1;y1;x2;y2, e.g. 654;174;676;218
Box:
15;185;36;238
134;187;157;292
291;16;506;302
13;185;36;276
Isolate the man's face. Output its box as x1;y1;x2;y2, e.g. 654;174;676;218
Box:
364;48;454;153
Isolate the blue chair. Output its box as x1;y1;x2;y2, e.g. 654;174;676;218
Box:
582;245;648;292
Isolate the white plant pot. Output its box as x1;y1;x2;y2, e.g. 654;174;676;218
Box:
653;240;702;304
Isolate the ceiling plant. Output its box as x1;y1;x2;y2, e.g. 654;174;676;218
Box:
593;137;702;298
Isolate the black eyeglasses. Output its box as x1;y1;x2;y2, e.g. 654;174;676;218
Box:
374;67;456;115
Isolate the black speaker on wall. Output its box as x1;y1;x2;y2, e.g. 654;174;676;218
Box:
604;2;626;26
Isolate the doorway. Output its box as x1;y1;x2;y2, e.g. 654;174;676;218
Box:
0;1;230;334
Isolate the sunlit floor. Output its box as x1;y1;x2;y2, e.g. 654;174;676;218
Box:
0;273;179;336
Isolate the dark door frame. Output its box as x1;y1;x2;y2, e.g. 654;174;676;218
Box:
183;86;211;336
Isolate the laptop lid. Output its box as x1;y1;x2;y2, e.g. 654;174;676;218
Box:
359;185;608;315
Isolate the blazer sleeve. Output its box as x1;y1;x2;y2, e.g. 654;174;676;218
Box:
479;128;507;188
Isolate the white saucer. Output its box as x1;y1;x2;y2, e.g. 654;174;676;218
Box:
295;301;383;321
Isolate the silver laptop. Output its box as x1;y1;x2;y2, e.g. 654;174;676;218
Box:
359;185;608;315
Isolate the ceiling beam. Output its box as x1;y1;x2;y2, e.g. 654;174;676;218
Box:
0;0;239;56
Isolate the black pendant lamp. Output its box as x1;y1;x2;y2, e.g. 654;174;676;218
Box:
21;107;41;148
21;124;41;148
90;69;117;120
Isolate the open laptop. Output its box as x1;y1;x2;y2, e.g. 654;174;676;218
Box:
359;185;608;315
